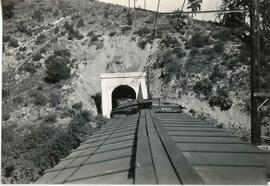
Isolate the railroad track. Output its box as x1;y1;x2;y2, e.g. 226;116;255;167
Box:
36;106;270;184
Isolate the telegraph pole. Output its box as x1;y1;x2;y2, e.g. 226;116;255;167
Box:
133;0;136;26
128;0;130;9
144;0;146;9
250;0;261;145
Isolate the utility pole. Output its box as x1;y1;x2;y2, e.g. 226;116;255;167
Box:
133;0;136;26
144;0;146;9
128;0;130;9
250;0;261;145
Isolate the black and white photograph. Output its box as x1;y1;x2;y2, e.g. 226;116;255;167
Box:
1;0;270;184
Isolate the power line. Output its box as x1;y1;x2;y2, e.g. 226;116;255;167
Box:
132;0;187;86
131;0;161;85
136;7;249;14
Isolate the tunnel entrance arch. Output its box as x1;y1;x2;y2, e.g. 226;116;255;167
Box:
111;85;136;109
100;72;148;118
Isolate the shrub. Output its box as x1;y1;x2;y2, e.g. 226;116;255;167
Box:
19;46;27;51
121;25;132;34
209;66;226;82
3;1;15;19
201;47;214;55
135;26;151;37
193;79;213;97
160;35;179;48
32;53;42;61
76;18;85;28
22;62;37;74
145;15;154;24
3;35;11;42
213;29;231;41
109;31;116;37
138;38;148;49
44;56;71;83
213;42;225;53
126;11;133;25
2;111;11;121
13;96;24;105
103;9;108;18
190;31;210;48
30;90;47;106
35;34;46;45
173;47;186;58
43;113;57;123
2;89;10;98
32;9;44;22
16;21;32;35
69;111;93;142
190;48;200;57
9;38;19;48
53;49;71;58
72;102;83;110
209;96;232;111
81;110;93;122
50;92;61;107
24;125;79;172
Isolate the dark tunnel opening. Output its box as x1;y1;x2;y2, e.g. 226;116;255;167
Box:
111;85;136;109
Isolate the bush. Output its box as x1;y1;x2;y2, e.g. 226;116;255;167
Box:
126;11;133;25
160;35;179;48
209;66;226;82
3;1;14;19
213;42;225;53
138;38;148;49
209;96;232;111
109;31;116;37
50;92;61;107
213;29;231;41
72;102;83;110
3;88;10;98
32;53;42;61
30;90;47;106
9;38;19;48
193;79;213;97
135;26;151;37
190;49;200;57
69;111;93;142
24;125;79;173
2;111;11;121
13;96;24;105
64;22;84;40
22;62;37;74
3;35;11;42
43;113;57;123
76;18;85;28
35;34;46;45
32;9;44;22
16;21;32;35
44;56;71;83
121;25;132;34
173;47;186;58
53;48;71;58
201;47;214;55
189;31;210;48
103;9;108;18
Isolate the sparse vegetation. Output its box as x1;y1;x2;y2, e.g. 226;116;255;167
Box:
9;38;19;48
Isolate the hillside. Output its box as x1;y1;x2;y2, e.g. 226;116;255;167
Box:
2;0;269;183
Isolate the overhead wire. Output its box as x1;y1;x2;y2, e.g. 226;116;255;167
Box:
131;0;187;85
131;0;161;84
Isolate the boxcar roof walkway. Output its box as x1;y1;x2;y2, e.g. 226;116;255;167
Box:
36;108;270;185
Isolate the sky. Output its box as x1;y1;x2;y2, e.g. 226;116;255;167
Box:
97;0;223;21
